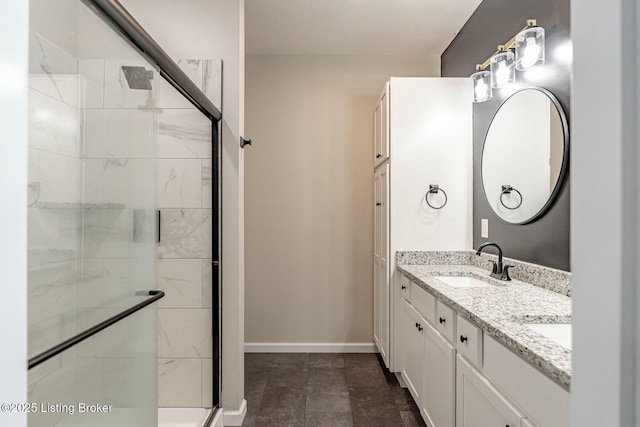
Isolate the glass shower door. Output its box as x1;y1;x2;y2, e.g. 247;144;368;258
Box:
28;1;160;425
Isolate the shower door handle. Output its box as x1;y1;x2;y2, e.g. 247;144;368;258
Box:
156;210;161;243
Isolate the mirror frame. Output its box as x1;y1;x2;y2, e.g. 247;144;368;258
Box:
480;87;570;225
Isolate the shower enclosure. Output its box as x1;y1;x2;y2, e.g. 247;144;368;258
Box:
27;0;221;426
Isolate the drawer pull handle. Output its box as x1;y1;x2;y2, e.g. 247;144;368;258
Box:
460;335;468;343
439;317;446;324
401;285;406;290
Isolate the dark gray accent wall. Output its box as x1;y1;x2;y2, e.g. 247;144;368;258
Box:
441;0;571;271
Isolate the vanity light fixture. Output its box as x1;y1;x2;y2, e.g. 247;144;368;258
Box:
471;67;492;103
490;48;515;89
516;26;545;70
471;19;545;103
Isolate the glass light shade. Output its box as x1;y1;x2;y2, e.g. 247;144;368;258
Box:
471;70;492;103
490;51;516;89
516;26;545;70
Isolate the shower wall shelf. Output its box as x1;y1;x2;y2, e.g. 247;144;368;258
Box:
30;202;127;210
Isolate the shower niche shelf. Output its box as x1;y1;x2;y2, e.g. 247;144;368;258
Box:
30;202;127;210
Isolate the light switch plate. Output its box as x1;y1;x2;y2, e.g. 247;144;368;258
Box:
481;219;489;238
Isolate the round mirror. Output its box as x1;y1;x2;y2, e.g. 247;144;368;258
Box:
481;88;568;224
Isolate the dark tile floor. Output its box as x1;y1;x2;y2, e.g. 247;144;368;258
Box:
242;353;427;427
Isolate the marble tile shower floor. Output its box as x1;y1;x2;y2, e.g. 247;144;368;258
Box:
242;353;426;427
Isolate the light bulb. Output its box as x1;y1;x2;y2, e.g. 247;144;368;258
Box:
471;69;492;103
475;79;489;101
495;61;509;87
520;37;540;69
490;51;515;88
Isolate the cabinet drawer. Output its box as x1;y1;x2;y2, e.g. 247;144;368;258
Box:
436;300;455;342
399;275;411;303
456;314;483;369
411;283;435;324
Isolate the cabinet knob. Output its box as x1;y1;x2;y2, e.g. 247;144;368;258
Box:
439;317;446;324
376;202;382;206
401;285;406;290
376;154;382;158
460;335;468;343
415;322;419;328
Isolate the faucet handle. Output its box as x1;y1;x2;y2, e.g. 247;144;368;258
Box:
489;260;498;274
502;265;514;281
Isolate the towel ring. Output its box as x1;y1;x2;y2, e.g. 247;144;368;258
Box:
426;185;447;209
500;185;522;210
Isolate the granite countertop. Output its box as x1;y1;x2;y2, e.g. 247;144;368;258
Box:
397;254;571;390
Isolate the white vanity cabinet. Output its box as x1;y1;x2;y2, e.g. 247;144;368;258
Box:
373;164;390;364
402;300;425;403
456;355;525;427
401;284;457;427
423;320;456;427
398;277;570;427
371;77;473;370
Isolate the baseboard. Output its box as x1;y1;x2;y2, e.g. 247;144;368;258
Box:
244;342;378;353
223;399;247;426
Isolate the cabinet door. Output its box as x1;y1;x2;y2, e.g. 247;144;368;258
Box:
423;322;455;427
402;301;425;403
373;165;390;365
379;164;389;366
373;171;381;348
373;83;389;167
456;355;524;427
374;95;382;166
379;164;389;264
380;82;389;161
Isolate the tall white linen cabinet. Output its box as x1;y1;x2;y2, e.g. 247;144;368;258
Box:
372;78;473;370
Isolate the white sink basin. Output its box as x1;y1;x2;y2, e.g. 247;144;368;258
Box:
524;323;572;350
435;276;491;288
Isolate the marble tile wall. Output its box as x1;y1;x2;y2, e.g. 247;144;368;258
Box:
155;59;220;409
76;57;158;317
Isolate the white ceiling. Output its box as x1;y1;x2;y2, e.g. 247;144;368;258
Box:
245;0;483;56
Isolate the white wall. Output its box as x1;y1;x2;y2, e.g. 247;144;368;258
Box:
388;77;473;371
244;55;439;347
571;0;640;425
0;2;29;426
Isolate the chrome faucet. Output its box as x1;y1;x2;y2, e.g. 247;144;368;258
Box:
476;242;512;281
